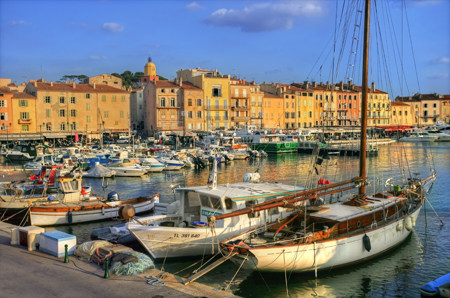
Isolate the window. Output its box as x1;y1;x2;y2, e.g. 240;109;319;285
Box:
121;95;126;102
20;112;29;119
291;112;295;118
86;115;91;123
70;97;76;104
85;93;90;99
291;102;294;108
161;89;165;93
212;85;222;97
46;109;51;117
424;103;428;108
0;100;5;107
171;89;175;93
286;102;289;108
59;97;65;104
188;99;192;106
102;95;106;101
285;112;289;118
115;121;119;125
0;113;7;120
59;109;65;117
196;99;202;106
60;123;66;131
104;111;109;118
161;111;166;119
22;125;29;131
188;111;193;118
112;95;117;102
44;96;51;103
120;111;124;118
223;99;227;109
70;109;77;117
18;99;28;107
86;103;90;110
170;98;176;107
405;111;408;116
197;111;202;118
160;98;166;107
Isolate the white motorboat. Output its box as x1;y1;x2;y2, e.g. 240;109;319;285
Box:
106;161;147;177
126;161;307;260
398;129;439;142
155;156;185;171
82;163;116;178
140;157;166;172
426;127;450;142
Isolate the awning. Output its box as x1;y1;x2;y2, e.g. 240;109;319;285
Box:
0;134;42;141
375;125;414;131
43;133;71;139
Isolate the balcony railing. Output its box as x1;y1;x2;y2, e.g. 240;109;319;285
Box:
205;105;228;110
157;105;180;109
18;119;32;124
231;106;249;111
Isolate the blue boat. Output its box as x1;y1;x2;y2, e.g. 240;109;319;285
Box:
421;273;450;297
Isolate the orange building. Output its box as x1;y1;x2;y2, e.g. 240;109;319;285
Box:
0;87;14;138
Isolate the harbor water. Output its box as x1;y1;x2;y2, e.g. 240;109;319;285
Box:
1;142;449;297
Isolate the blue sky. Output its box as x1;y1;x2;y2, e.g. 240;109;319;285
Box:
1;0;449;99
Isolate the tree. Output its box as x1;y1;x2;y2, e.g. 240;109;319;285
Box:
60;75;88;83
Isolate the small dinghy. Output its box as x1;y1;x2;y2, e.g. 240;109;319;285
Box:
421;272;450;297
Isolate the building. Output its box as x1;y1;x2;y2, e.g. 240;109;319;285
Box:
177;68;231;130
261;92;283;130
0;86;14;139
395;93;448;126
11;92;37;134
140;57;159;85
89;74;123;87
178;80;204;131
390;101;412;126
230;78;251;128
130;88;144;131
25;80;130;139
143;80;182;135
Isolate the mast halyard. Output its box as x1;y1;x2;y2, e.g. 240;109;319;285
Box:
359;0;371;195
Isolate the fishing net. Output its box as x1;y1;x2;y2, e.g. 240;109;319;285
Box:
74;240;111;261
111;251;155;276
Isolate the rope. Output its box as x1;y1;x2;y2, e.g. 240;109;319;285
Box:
224;255;248;291
160;237;173;273
249;254;273;295
283;250;289;297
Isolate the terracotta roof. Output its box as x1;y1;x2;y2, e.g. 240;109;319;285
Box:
263;92;282;99
34;82;129;93
0;87;14;94
391;101;409;106
12;92;36;99
181;81;202;91
154;80;179;89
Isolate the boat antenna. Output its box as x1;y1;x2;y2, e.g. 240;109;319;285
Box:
359;0;371;195
101;176;108;198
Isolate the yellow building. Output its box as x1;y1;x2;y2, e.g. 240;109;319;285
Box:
391;101;412;126
11;92;37;134
366;83;391;127
230;78;251;128
25;80;130;138
179;80;204;131
177;68;230;130
262;92;283;130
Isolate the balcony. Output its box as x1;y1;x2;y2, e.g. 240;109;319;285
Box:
231;106;249;111
231;116;250;122
205;105;229;111
157;105;180;109
231;95;249;99
18;119;32;124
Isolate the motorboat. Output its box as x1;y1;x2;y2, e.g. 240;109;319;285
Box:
426;127;450;142
82;163;116;178
126;161;307;260
398;129;439;142
1;144;37;161
139;158;166;172
421;272;450;297
106;161;147;177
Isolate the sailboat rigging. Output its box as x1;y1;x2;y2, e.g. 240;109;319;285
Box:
196;0;438;276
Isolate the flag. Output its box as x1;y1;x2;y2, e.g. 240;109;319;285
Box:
75;132;79;142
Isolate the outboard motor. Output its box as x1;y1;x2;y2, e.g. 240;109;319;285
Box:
107;191;119;202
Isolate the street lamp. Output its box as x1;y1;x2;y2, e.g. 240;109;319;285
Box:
6;122;11;148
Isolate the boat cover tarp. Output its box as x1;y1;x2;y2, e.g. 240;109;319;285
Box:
84;163;115;178
421;272;450;296
74;240;111;261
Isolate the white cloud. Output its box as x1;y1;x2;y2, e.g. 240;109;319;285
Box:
10;20;30;26
89;56;107;60
428;73;449;79
184;2;205;11
102;22;124;33
203;1;322;32
431;57;450;64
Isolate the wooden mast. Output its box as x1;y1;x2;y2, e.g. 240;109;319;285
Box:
359;0;371;195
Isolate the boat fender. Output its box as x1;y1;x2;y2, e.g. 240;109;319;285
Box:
67;210;73;225
178;221;189;228
404;216;412;231
363;234;371;252
101;205;105;215
396;221;403;231
410;216;416;227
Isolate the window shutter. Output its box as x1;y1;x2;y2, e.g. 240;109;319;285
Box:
43;96;46;104
4;100;6;107
50;96;53;103
76;110;78;117
5;113;7;120
26;100;28;107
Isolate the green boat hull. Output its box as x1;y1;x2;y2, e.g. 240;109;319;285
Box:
250;142;297;154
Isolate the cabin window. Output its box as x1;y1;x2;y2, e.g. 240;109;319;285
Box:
225;198;233;210
200;194;210;207
209;196;222;209
245;200;260;218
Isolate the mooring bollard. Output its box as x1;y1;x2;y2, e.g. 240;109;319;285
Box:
104;257;110;279
64;244;69;263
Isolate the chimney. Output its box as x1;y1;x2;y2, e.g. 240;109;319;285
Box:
303;81;309;89
50;81;53;86
72;82;76;89
371;82;375;92
327;81;331;90
312;81;317;88
179;77;183;87
339;81;344;90
93;83;96;89
348;80;353;90
34;81;37;87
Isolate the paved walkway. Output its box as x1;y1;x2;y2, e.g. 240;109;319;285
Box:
0;221;238;298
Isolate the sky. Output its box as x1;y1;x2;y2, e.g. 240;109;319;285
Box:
1;0;449;99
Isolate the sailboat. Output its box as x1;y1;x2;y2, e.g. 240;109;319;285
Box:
195;0;437;275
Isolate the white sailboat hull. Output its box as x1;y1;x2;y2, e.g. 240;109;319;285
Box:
230;207;421;272
109;168;147;177
30;200;155;226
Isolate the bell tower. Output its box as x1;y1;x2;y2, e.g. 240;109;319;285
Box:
144;57;156;77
